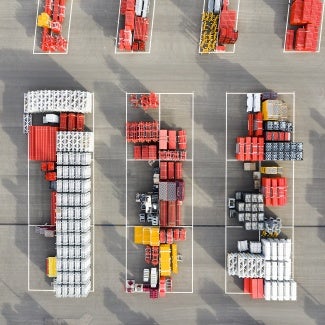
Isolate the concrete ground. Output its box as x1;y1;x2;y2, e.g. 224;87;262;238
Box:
0;0;324;324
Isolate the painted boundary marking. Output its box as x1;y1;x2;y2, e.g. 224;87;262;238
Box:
115;0;156;55
28;93;95;292
283;0;325;53
198;0;240;54
33;0;74;55
224;92;295;294
125;92;194;294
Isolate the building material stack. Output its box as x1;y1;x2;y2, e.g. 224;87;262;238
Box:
285;0;323;51
200;0;238;53
119;0;150;52
37;0;68;52
127;93;187;299
24;90;94;298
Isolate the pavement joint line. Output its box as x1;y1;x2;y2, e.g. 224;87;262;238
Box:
283;1;290;53
148;0;156;54
198;0;205;54
92;92;95;292
191;92;194;292
319;1;325;51
65;0;74;55
28;127;30;291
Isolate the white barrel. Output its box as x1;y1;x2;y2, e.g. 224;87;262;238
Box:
81;205;91;219
75;220;81;232
74;180;81;193
81;219;91;232
62;220;68;232
262;239;271;260
81;244;91;258
56;272;63;283
69;259;75;272
62;233;69;245
74;285;81;297
56;258;62;271
81;281;91;297
55;284;63;297
62;259;68;271
284;281;291;300
81;256;91;270
68;284;75;297
142;0;149;17
271;261;277;281
62;271;68;284
56;220;62;232
290;281;297;301
74;206;81;219
284;239;291;260
278;261;284;281
265;261;271;281
278;281;284;301
278;241;284;261
81;179;91;193
74;247;81;259
81;231;91;244
81;166;91;179
271;281;278;301
135;0;143;15
284;260;291;280
81;269;91;283
271;240;278;260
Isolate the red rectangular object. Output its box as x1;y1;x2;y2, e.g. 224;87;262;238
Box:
236;137;245;161
257;279;264;299
50;191;56;225
251;137;258;161
29;126;58;162
76;113;85;131
258;137;264;161
245;137;251;161
134;17;149;42
126;0;135;11
133;146;142;159
285;30;295;50
168;130;177;150
251;279;258;299
176;201;182;226
68;113;76;131
243;278;250;293
167;201;176;227
168;162;175;180
248;114;254;136
159;130;168;150
148;145;157;160
159;201;168;226
160;162;167;180
141;145;149;160
271;178;278;206
177;130;187;150
175;162;182;180
125;10;135;31
59;113;67;131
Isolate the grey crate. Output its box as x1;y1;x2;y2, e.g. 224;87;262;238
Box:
252;213;258;222
238;213;245;222
236;201;245;212
245;203;252;212
245;213;252;222
258;212;265;221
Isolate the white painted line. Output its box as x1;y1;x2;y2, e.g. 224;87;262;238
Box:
198;0;206;54
125;91;128;292
148;0;156;54
281;226;294;229
65;0;74;54
226;159;237;162
224;92;228;294
283;2;290;53
114;0;122;54
191;92;194;293
318;1;325;51
166;291;193;294
226;225;243;228
292;91;295;278
92;92;95;292
226;291;250;295
32;0;40;54
226;92;246;95
28;289;55;292
28;127;30;291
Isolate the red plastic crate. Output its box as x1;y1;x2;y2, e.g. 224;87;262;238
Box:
125;10;135;31
168;162;175;180
176;201;182;226
243;278;250;293
248;113;254;136
167;201;176;227
168;130;177;150
148;145;157;160
251;279;258;299
175;162;182;180
67;113;76;131
159;130;168;150
245;137;251;161
285;30;295;50
76;113;85;131
160;162;167;180
257;279;264;299
59;113;67;131
177;130;187;150
159;201;168;226
141;145;149;160
133;146;142;159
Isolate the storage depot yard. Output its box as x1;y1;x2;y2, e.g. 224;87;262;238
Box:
0;0;325;324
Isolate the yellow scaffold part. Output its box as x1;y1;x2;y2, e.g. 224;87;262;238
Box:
171;243;178;274
46;257;57;277
134;226;160;246
37;12;51;28
160;244;171;277
200;12;219;53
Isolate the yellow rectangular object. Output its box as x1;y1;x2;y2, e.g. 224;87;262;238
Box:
159;244;171;277
150;227;160;246
134;226;144;244
46;257;57;277
142;228;151;245
171;244;178;274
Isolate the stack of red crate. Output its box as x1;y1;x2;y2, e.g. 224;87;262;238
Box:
243;278;264;299
264;131;291;142
248;113;263;137
218;5;238;45
236;137;264;161
262;177;288;206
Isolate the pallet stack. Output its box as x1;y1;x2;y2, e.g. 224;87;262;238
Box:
286;0;323;51
37;0;68;52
